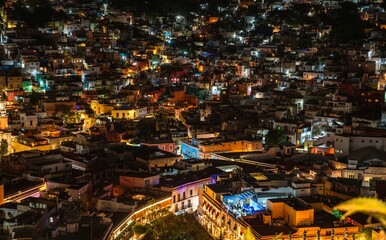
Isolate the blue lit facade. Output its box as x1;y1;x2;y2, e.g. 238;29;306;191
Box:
222;190;264;218
181;139;200;159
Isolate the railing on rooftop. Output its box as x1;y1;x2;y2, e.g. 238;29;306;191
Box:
106;195;171;240
200;189;259;238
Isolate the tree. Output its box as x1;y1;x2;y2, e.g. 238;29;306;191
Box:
29;91;42;105
133;224;148;239
265;129;287;148
141;213;212;240
312;125;321;136
334;198;386;239
331;2;364;44
54;104;77;124
0;139;8;157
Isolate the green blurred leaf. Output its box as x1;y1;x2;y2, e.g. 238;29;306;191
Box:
334;198;386;226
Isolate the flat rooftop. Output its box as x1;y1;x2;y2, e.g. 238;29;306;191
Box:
159;167;222;188
4;179;44;197
121;171;159;179
269;198;313;211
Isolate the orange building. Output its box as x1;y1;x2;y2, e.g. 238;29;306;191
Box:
198;139;263;159
267;198;314;226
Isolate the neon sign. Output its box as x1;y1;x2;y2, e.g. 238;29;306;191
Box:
331;209;361;227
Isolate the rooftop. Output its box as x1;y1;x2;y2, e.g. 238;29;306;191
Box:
121;171;159;179
206;183;229;194
135;147;180;160
159;167;222;188
245;217;292;237
4;179;44;197
269;198;313;211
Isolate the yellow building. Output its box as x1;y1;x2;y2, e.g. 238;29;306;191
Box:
267;198;314;226
82;114;95;132
199;184;252;240
11;141;52;153
0;116;9;130
10;134;71;153
111;106;147;120
198;139;263;158
199;187;360;240
90;100;114;116
266;198;360;239
199;140;261;153
290;225;358;240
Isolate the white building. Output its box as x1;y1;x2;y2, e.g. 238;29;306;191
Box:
363;166;386;187
338;147;386;188
97;197;136;212
160;170;216;214
20;55;40;74
19;112;38;130
112;107;147;120
273;121;312;145
63;23;81;36
291;181;312;197
334;134;386;158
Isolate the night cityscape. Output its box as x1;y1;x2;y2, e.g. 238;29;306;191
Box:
0;0;384;239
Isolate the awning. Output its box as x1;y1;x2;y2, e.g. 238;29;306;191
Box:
239;191;254;199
